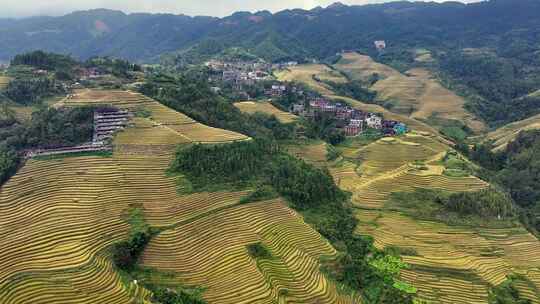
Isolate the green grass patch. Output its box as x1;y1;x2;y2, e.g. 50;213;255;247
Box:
337;129;382;150
423;115;472;141
326;144;342;161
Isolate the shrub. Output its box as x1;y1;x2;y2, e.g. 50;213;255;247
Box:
246;243;272;259
152;288;207;304
239;185;278;204
112;231;152;271
489;275;532;304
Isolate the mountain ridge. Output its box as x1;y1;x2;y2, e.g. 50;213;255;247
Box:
0;0;539;62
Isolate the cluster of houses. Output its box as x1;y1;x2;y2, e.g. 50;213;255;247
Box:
77;67;107;80
206;59;273;86
292;98;407;137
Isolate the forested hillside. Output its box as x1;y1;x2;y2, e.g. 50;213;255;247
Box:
0;0;538;63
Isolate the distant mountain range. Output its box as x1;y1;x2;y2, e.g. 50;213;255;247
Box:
0;0;539;63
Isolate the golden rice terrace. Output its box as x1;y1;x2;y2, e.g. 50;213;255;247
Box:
0;90;359;304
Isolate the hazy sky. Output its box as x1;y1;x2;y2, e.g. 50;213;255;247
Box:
0;0;482;18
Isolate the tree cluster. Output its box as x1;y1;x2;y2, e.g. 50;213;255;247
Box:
439;52;540;127
0;106;95;186
112;231;153;271
11;50;77;72
5;77;65;105
455;130;540;232
151;288;206;304
84;57;142;79
443;188;516;219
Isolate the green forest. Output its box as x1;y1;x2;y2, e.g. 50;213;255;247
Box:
0;106;95;185
463;130;540;234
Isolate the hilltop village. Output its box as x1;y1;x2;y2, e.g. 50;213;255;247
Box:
207;58;408;138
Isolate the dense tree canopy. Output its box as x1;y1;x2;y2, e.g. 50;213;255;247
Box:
5;77;65;105
466;130;540;233
11;50;78;72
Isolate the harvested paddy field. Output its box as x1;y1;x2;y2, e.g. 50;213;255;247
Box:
333;53;485;132
288;132;540;304
484;113;540;151
234;101;298;123
0;92;356;303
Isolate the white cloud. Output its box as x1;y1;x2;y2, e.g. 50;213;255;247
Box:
0;0;482;18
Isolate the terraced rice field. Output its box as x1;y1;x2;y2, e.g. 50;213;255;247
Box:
0;94;354;303
142;200;358;304
331;134;487;209
275;64;347;96
333;53;400;82
63;89;249;144
484;113;540;151
284;140;328;167
8;106;34;121
0;76;11;89
0;156;149;303
315;132;540;303
356;210;540;304
333;53;485;132
234;101;298;123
